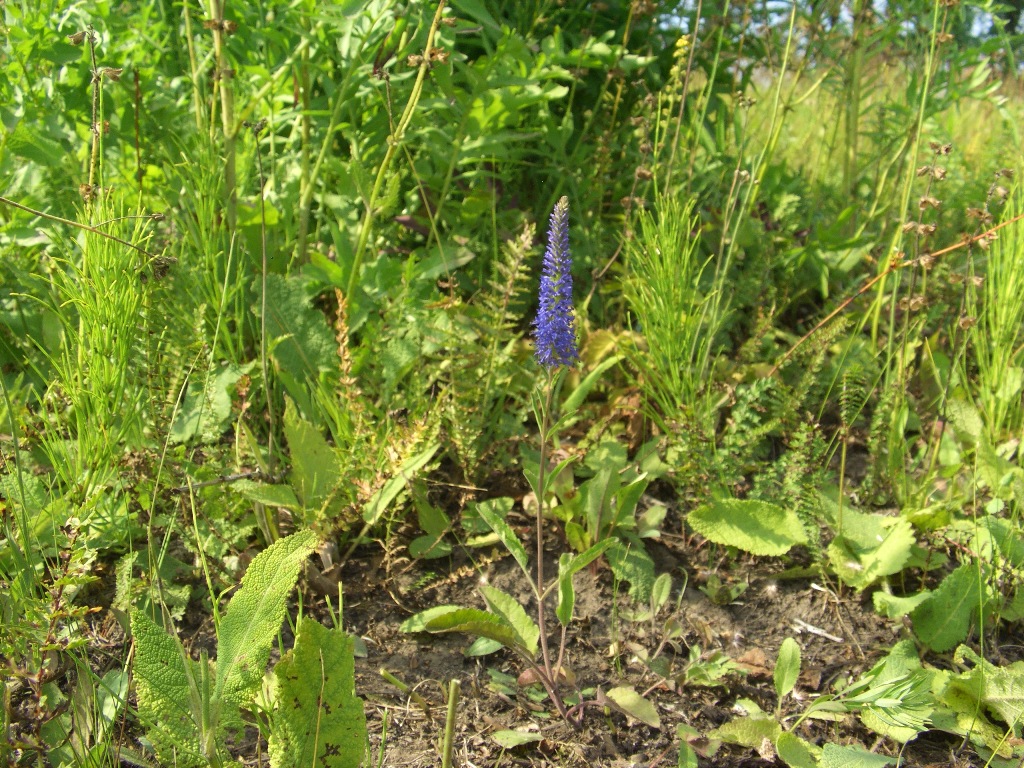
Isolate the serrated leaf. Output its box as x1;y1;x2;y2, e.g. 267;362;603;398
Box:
688;499;807;556
774;638;801;700
605;686;661;728
943;645;1024;748
910;564;982;651
827;511;915;590
423;608;527;654
269;618;367;768
215;530;320;707
264;273;338;384
129;611;206;767
284;400;341;511
491;730;544;748
480;585;539;656
872;590;931;618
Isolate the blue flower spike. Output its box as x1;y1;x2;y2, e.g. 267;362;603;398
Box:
534;196;578;369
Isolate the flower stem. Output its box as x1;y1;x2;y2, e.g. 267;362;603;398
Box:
535;371;555;679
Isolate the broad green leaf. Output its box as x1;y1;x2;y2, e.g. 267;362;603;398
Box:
604;686;661;728
269;618;367;768
872;590;931;619
423;608;527;654
475;497;531;579
6;121;66;166
399;605;463;633
943;646;1024;747
284;400;341;511
820;744;896;767
479;585;539;656
776;732;819;768
605;537;655;600
910;564;982;651
556;538;616;625
827;508;915;590
774;638;801;700
170;363;249;444
711;715;781;748
650;572;672;613
234;481;301;511
491;730;544;748
129;611;206;767
688;499;807;557
215;530;320;707
263;273;338;385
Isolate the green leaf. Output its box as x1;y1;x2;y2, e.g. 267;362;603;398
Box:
362;441;439;525
263;273;338;386
6;121;67;166
215;530;320;707
284;400;341;511
129;611;206;767
491;730;544;748
556;538;615;625
711;715;781;748
827;509;916;590
604;686;661;728
910;564;982;651
399;605;463;633
944;646;1024;745
774;638;801;700
423;608;528;654
475;497;531;580
269;618;367;768
605;537;656;600
170;363;250;444
872;590;931;619
688;499;807;557
820;744;896;768
479;585;539;656
234;481;301;511
650;572;672;613
776;732;819;768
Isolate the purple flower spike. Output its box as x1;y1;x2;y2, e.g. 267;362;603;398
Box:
534;196;578;369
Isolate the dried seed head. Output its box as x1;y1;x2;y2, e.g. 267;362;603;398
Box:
918;254;936;269
635;167;653;181
966;207;993;223
919;196;941;210
929;141;952;155
101;67;123;81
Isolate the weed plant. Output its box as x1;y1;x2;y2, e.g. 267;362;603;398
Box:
4;1;1024;766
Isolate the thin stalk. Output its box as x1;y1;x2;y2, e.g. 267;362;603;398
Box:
208;0;237;228
346;0;447;299
535;375;554;678
440;680;460;768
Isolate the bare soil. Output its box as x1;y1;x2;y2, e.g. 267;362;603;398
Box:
323;506;980;768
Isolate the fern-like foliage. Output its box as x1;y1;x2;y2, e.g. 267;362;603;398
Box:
443;222;535;480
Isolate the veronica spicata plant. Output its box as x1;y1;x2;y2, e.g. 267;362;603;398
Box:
401;197;615;727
